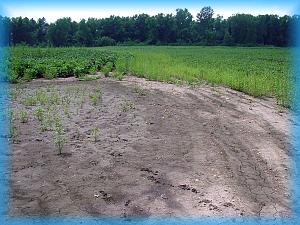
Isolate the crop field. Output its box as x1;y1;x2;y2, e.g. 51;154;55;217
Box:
8;46;291;217
8;46;291;106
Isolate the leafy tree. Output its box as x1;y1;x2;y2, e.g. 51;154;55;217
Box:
196;6;214;43
175;8;193;43
4;7;297;47
36;17;48;45
47;17;73;46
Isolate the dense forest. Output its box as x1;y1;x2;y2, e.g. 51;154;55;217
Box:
0;7;299;47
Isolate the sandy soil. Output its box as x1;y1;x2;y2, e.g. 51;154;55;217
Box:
9;75;290;218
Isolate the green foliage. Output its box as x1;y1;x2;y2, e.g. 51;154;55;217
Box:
112;71;124;81
34;107;45;122
23;68;38;81
90;94;98;106
101;62;114;77
8;10;295;47
8;47;118;81
8;46;291;107
45;66;57;79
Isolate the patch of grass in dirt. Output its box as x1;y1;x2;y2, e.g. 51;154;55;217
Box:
9;83;108;156
78;75;100;81
120;99;135;112
133;84;147;96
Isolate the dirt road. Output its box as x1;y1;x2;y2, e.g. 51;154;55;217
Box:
9;76;290;217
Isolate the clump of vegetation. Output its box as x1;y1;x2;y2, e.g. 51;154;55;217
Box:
101;62;114;77
19;109;29;123
133;85;146;96
23;95;37;106
121;99;135;112
90;94;98;106
34;107;45;122
89;87;102;106
112;71;125;81
54;132;66;155
44;66;57;80
8;47;118;83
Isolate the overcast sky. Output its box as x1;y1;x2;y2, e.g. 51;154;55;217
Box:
1;0;299;22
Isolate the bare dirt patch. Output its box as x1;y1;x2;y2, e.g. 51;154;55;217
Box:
9;76;290;218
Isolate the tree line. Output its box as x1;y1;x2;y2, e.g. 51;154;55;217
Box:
0;7;299;47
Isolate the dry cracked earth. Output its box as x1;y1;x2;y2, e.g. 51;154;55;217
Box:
9;75;291;218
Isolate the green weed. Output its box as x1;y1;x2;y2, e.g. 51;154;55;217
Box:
121;99;135;112
19;110;29;123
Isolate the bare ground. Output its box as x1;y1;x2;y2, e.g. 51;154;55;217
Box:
9;76;290;218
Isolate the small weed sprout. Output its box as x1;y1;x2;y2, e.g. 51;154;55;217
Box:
91;127;100;142
90;94;98;106
53;117;66;155
8;110;19;143
19;110;29;123
54;132;66;155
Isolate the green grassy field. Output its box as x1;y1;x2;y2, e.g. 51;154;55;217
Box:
8;46;292;107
